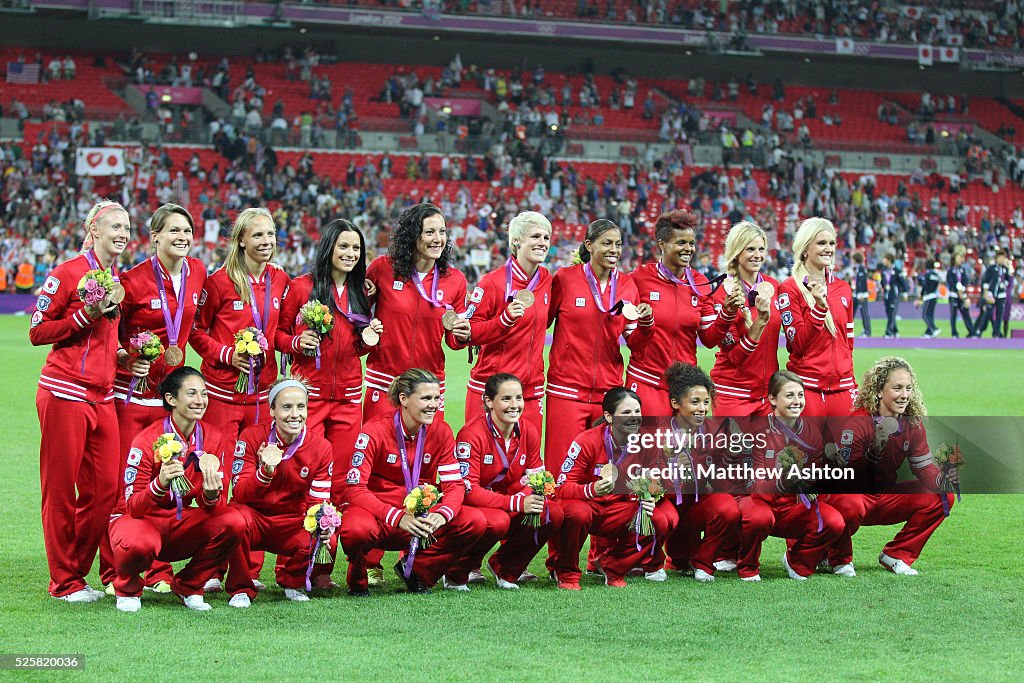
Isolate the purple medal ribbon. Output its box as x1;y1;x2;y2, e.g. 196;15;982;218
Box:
393;411;427;578
410;264;445;308
244;272;273;420
81;249;120;374
504;258;542;301
602;425;628;467
583;263;618;314
269;425;306;460
772;417;823;531
657;261;727;298
330;284;372;369
484;412;517;488
738;273;765;307
127;257;188;404
669;418;703;503
163;416;204;521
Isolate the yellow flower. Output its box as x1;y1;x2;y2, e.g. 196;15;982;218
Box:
245;341;262;355
403;494;417;511
242;330;255;342
303;516;318;533
306;504;320;516
235;341;246;354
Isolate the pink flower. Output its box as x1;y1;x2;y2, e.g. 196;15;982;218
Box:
319;516;336;531
84;279;99;293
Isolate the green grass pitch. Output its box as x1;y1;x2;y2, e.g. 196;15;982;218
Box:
1;314;1021;681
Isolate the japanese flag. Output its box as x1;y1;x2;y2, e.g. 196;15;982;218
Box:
939;47;960;63
75;147;126;176
917;45;934;66
835;37;855;55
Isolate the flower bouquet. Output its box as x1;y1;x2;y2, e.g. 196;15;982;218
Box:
625;477;665;537
521;470;556;528
127;330;165;396
153;433;191;495
77;269;120;318
296;300;334;357
233;326;269;392
934;443;964;500
303;501;342;565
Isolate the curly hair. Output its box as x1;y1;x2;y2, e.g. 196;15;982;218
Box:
654;210;698;243
664;362;715;405
388;203;453;279
852;356;927;419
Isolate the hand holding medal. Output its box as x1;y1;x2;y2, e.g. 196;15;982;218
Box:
360;318;383;347
595;462;618;495
259;443;284;473
198;452;222;495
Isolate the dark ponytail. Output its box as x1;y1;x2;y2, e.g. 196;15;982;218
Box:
575;219;621;265
158;366;205;411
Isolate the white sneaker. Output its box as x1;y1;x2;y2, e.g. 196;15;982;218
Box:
203;578;222;593
83;586;106;600
518;570;538;582
713;559;738;572
284;588;310;602
55;588;102;603
467;569;487;584
116;596;141;612
442;577;470;592
879;553;919;576
693;568;715;583
740;574;762;582
252;579;267;592
781;553;808;581
644;568;667;582
181;594;212;611
228;593;251;608
832;562;857;578
486;560;519;590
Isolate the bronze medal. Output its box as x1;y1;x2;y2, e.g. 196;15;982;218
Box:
513;289;535;308
107;282;126;304
164;345;184;366
261;444;284;469
441;310;460;331
600;462;618;485
620;303;640;321
360;326;380;347
198;452;220;471
756;281;776;300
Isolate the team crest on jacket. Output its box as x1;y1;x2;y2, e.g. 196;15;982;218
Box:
127;448;143;466
436;290;445;302
459;461;470;477
575;297;585;307
233;301;244;310
273;297;280;309
650;291;661;301
232;459;243;475
840;429;854;445
456;442;471;459
841;296;848;307
386;453;398;464
192;292;199;304
124;485;134;500
300;466;309;478
567;442;581;459
352;452;365;467
124;467;137;484
786;327;796;340
346;468;360;483
36;296;51;311
423;453;432;464
777;293;790;309
393;281;404;290
483;454;493;465
31;310;43;327
692;296;699;306
781;311;793;326
43;276;60;294
470;287;484;303
355;433;370;450
234;441;245;457
520;453;527;466
150;298;161;309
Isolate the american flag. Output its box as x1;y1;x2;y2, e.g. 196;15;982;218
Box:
6;62;40;84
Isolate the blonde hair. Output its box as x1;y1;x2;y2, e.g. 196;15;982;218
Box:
791;217;837;336
81;200;127;252
508;211;552;253
225;208;275;304
149;203;194;255
724;221;769;329
852;356;926;420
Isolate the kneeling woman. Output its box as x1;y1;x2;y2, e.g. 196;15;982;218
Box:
339;369;486;594
225;380;334;606
661;362;741;583
109;368;244;612
825;357;958;576
448;373;563;590
551;387;679;590
738;371;845;581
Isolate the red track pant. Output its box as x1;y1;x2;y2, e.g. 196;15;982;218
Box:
36;389;120;597
825;483;954;566
712;394;770;419
339;505;487;591
553;498;678;583
226;505;314;599
447;501;564;584
736;494;845;578
800;388;856;418
665;492;741;575
625;380;672;417
108;506;245;597
204;396;269;440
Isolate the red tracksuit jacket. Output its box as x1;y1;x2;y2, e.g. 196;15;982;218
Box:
190;265;290;404
466;258;552;401
112;418;232;519
115;256;207;403
626;262;729;391
554;424;635;502
276;274;368;404
30;252;119;403
364;256;467;394
832;410;944;493
777;276;856;393
749;415;825;496
546;265;638;404
457;414;544;512
657;417;740;499
344;412;464;526
231;423;333;514
709;275;782;402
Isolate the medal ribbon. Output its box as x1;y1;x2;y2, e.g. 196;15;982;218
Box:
583;263;617;313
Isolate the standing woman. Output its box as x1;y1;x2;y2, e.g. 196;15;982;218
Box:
276;218;383;587
709;221;781;417
545;219;648;465
777;218;856;417
190;208;290;436
946;245;976;338
825;357;957;577
626;210;729;415
464;211;553;435
362;203;469;421
31;199;129;601
102;203;207;590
